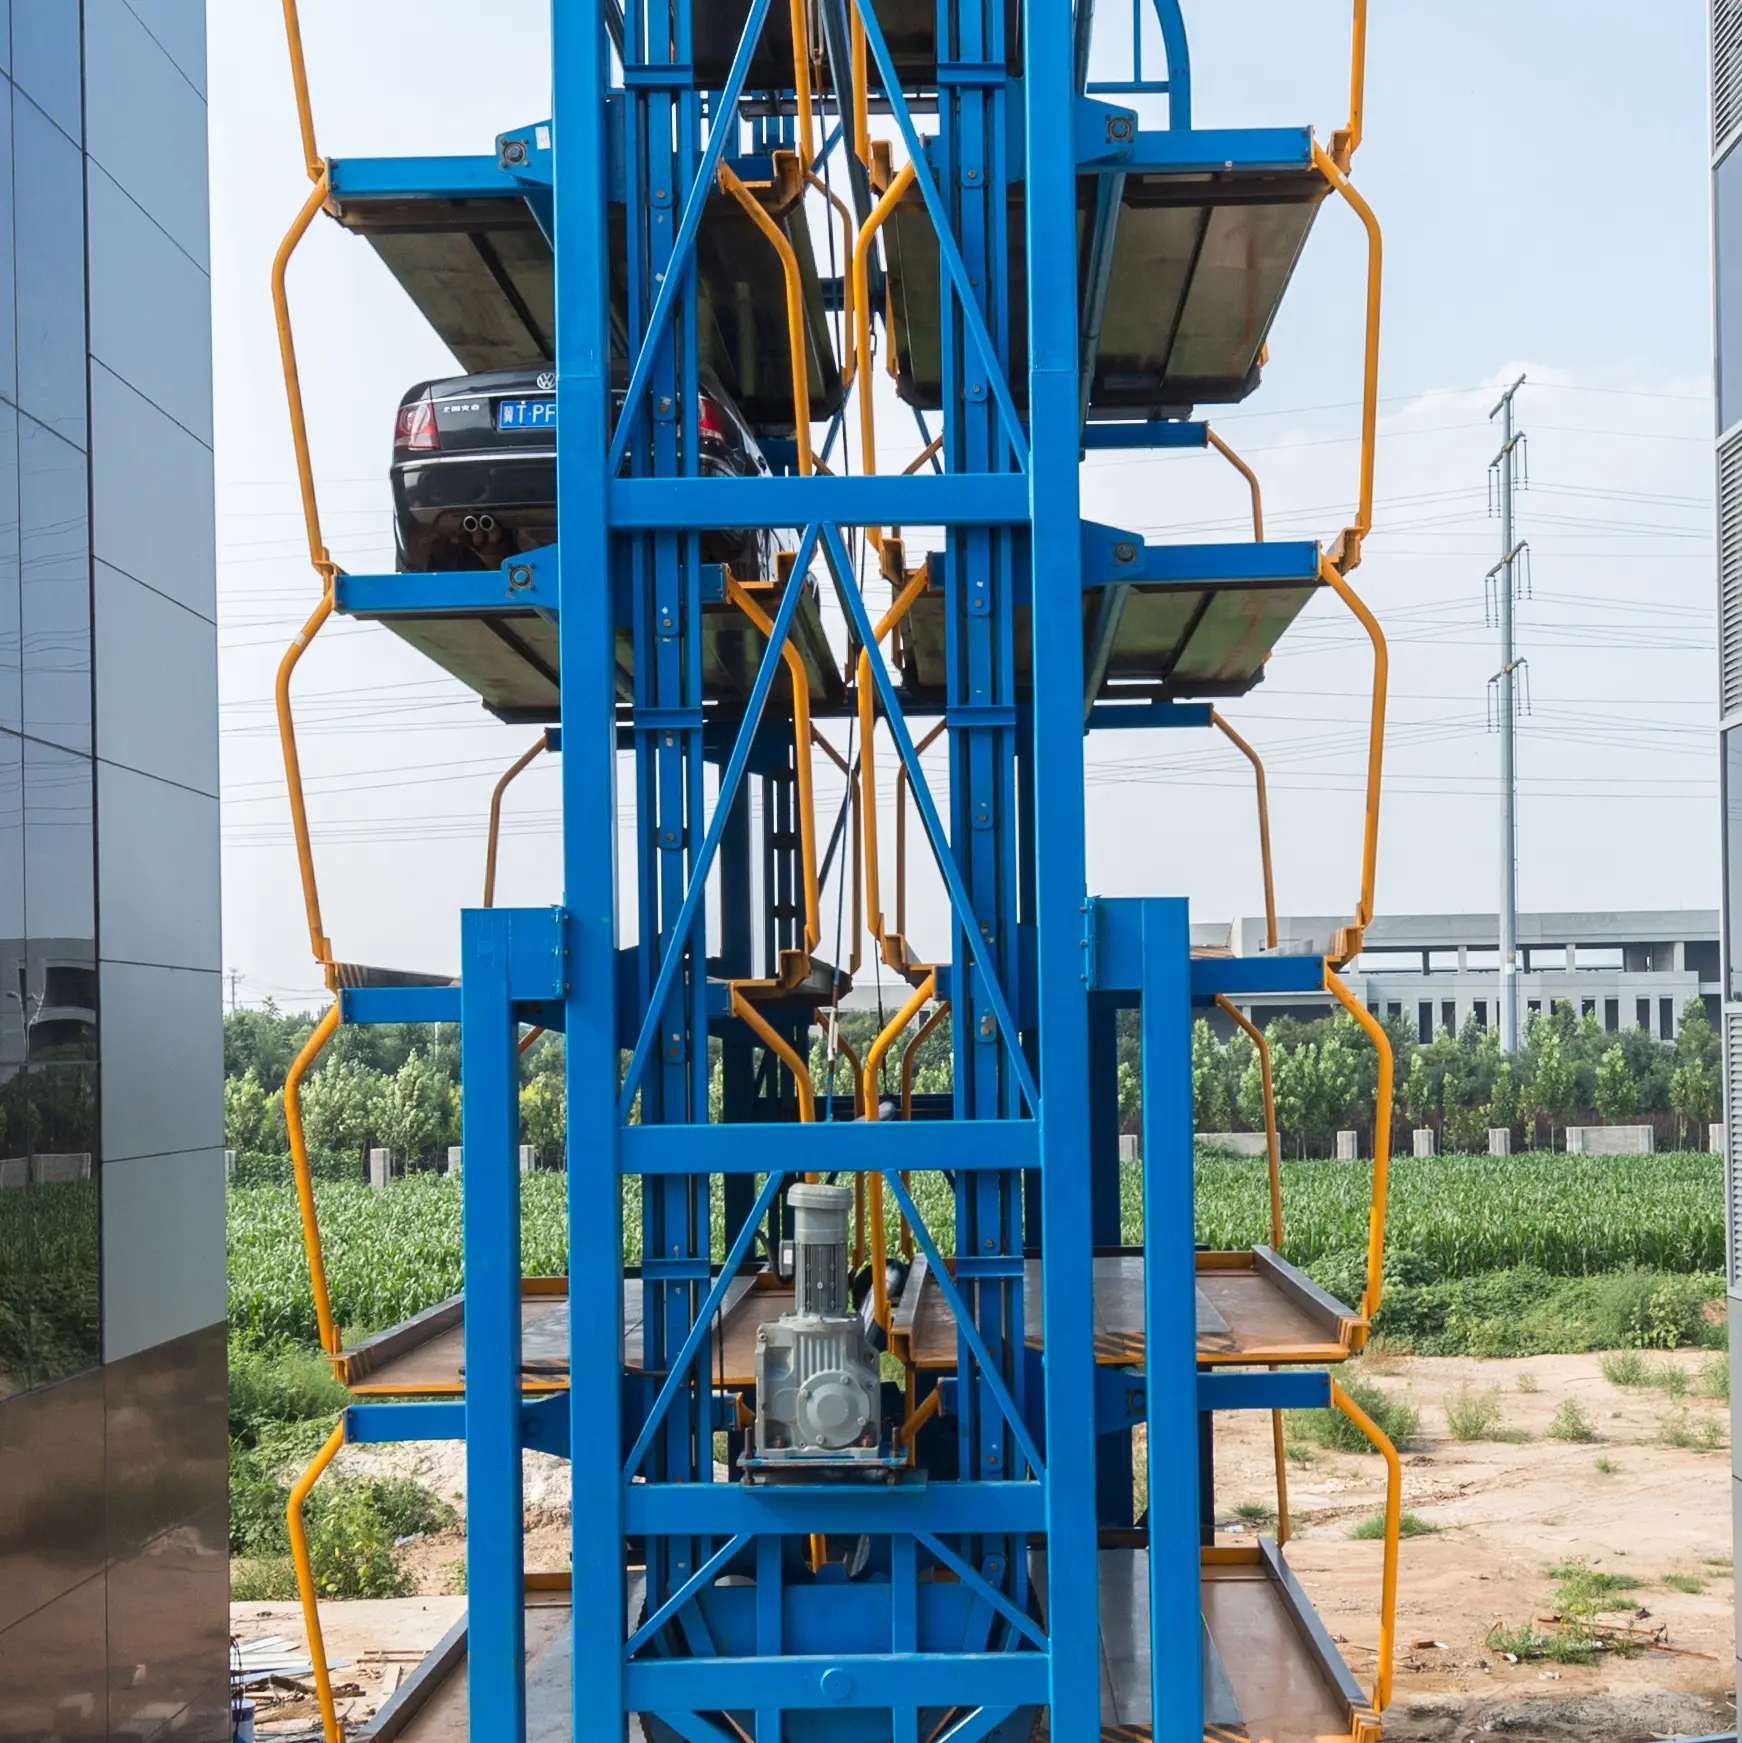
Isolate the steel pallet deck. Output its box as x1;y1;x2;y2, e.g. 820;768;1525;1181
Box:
365;1547;1375;1743
895;1250;1363;1371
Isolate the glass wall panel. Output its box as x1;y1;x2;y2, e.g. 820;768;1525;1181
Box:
10;1;81;144
18;416;90;756
0;403;20;735
25;1066;98;1383
22;741;94;1065
12;96;87;449
0;1064;27;1398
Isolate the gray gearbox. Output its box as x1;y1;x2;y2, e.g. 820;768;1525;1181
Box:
754;1183;883;1465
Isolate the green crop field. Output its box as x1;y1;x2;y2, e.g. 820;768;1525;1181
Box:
227;1151;1724;1351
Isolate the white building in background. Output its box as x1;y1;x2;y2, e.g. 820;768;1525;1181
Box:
1198;910;1720;1042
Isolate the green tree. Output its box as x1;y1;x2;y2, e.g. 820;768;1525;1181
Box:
1235;1051;1267;1134
1272;1043;1319;1157
1400;1051;1436;1130
224;1067;273;1156
300;1058;383;1170
1593;1044;1638;1123
520;1073;567;1168
1670;1000;1721;1141
1315;1021;1362;1137
378;1051;449;1171
1529;1028;1574;1148
1191;1020;1231;1132
1488;1059;1520;1133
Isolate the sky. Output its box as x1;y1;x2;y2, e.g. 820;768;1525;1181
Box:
208;2;1718;1013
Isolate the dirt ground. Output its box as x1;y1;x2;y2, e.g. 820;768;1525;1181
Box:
233;1352;1736;1741
1210;1349;1735;1742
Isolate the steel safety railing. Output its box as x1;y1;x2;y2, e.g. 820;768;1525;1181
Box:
287;1419;347;1743
483;738;548;908
1331;1377;1400;1715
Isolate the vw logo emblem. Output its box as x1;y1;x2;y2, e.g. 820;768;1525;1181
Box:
536;371;555;390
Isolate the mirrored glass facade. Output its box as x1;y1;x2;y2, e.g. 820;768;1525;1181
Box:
0;9;225;1736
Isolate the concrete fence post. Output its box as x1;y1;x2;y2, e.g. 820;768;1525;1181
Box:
1488;1127;1511;1156
369;1147;391;1190
1412;1128;1436;1159
1335;1130;1358;1161
519;1143;536;1175
446;1145;463;1175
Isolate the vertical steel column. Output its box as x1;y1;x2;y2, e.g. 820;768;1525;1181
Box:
1139;898;1202;1731
460;907;526;1737
1025;0;1100;1727
1087;997;1130;1528
554;0;627;1731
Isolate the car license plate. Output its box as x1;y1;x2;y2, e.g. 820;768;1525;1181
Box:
496;397;556;431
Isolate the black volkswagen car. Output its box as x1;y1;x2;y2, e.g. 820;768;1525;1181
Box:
391;365;777;579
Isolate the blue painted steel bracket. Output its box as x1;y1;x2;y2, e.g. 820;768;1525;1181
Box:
340;986;461;1024
1189;953;1328;1004
1078;523;1323;592
610;474;1030;529
345;1393;569;1455
1111;126;1316;175
1074;95;1139;166
327;154;533;203
336;547;555;619
1198;1370;1333;1413
1087;701;1214;731
621;1120;1039;1176
1088;897;1326;1002
1081;420;1207;451
624;1482;1046;1536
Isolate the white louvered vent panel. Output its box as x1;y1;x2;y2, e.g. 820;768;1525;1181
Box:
1722;433;1742;717
1719;0;1742;150
1727;1013;1742;1285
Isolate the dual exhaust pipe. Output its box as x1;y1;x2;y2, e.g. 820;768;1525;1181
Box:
462;513;497;535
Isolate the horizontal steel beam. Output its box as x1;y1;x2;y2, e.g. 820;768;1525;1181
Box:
1080;420;1207;450
624;1480;1048;1536
619;1119;1040;1176
610;474;1030;529
627;1653;1049;1710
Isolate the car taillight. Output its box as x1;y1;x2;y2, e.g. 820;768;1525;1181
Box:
697;394;728;442
395;397;439;452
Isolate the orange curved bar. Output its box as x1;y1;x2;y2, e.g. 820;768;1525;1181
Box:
851;160;918;497
903;435;944;476
1331;1378;1400;1712
284;1004;342;1355
718;166;812;476
287;1419;347;1743
834;1028;866;1119
728;578;820;951
895;719;948;942
850;4;869;169
1269;1406;1292;1545
811;726;863;973
1327;968;1393;1324
279;0;323;181
1204;428;1264;542
1214;997;1280;1248
898;1386;940;1446
787;0;815;168
731;988;816;1124
899;999;950;1124
1209;711;1275;952
1330;0;1370;172
276;590;336;979
518;1025;547;1057
484;738;548;907
1310;142;1382;569
1318;555;1389;951
857;565;933;956
862;973;936;1330
273;172;337;586
806;171;857;388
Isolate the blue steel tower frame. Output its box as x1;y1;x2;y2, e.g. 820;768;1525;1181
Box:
270;0;1402;1739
